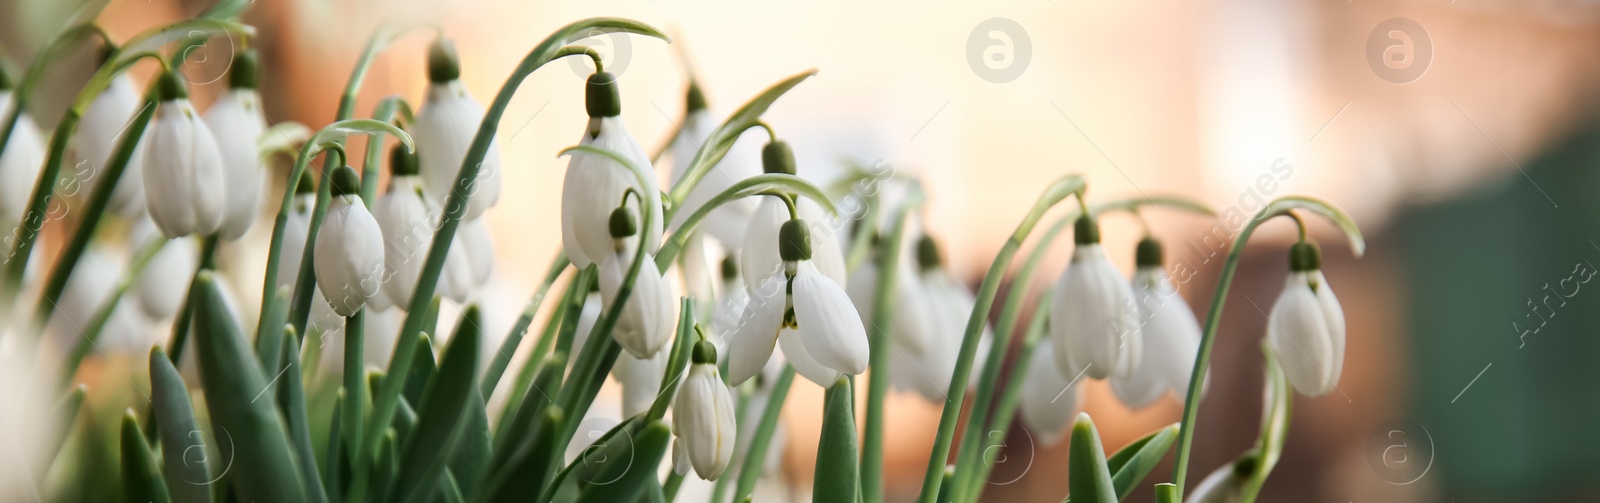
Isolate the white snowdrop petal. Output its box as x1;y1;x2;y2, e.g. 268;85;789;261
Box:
203;89;268;240
314;197;385;317
570;292;602;363
598;248;674;358
133;228;197;321
792;262;870;375
674;364;736;480
741;199;847;292
374;177;432;306
462;218;494;286
726;274;784;386
0;94;45;226
415;81;501;220
1050;245;1140;380
1266;273;1337;396
614;349;666;417
1019;341;1078;447
1309;270;1346;387
560;116;660;268
779;328;842;387
75;75;146;217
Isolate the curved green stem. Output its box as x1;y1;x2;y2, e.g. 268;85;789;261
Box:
664;70;816;216
732;366;796;503
30;81;159;334
952;196;1214;501
1168;195;1364;497
363;18;669;466
337;22;439;121
165;235;218;365
964;290;1053;503
653;173;836;267
861;181;924;503
914;174;1087;503
481;252;570;399
360;95;415;202
0;22;113;164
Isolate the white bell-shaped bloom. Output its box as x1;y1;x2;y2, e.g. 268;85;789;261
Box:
673;345;737;480
49;246;149;354
1265;243;1345;396
203;87;267;240
460;217;494;287
276;177;344;334
130;218;197;321
1050;232;1142;380
0;87;46;228
413;40;500;221
560;116;661;269
597;239;675;359
439;238;475;304
1018;340;1080;446
846;256;931;357
313;168;385;317
731;369;787;478
1112;262;1204;409
374;172;435;307
141;73;226;238
73;73;146;217
666;89;760;246
728;255;869;387
893;265;992;402
741;197;846;291
612;346;666;417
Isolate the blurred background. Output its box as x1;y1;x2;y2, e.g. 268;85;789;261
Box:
4;0;1600;501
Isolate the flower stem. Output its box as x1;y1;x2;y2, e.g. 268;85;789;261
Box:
732;366;796;503
861;181;924;503
915;174;1086;503
481;252;570;399
165;234;219;365
1167;196;1364;497
343;311;367;464
0;21;112;168
359;95;415;202
59;236;168;387
653;173;836;267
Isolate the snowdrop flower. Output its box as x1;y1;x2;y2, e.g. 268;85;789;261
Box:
727;217;869;387
1050;215;1141;380
413;39;501;221
72;55;146;217
49;246;149;354
597;205;675;358
1018;339;1080;447
567;284;602;368
203;49;268;240
279;171;317;290
667;82;759;246
613;345;666;417
142;71;226;238
845;235;930;357
0;68;46;228
375;146;450;307
459;217;494;287
731;365;787;478
1111;238;1204;409
313;166;384;317
0;329;55;500
130;217;197;322
1265;241;1346;397
888;236;991;402
561;71;662;269
740;141;846;290
673;340;737;480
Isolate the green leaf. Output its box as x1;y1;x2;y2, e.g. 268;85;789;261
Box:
1257;196;1365;257
277;330;329;503
259;122;312;163
43;385;87;473
149;346;211;503
665;69;817;209
324;390;347;501
448;390;493;495
482;253;570;399
191;271;309;501
371;429;400;503
1107;423;1180;500
404;334;437;406
485;405;565;503
732;367;795;503
492;352;566;466
646;297;696;421
814;377;859;503
1187;457;1251;503
255;286;291;374
121;410;172;503
394;306;483;503
573;420;672;503
1067;413;1116;503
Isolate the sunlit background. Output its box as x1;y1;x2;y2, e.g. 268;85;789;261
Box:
5;0;1600;501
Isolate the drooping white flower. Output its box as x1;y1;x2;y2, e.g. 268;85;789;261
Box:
613;345;666;417
673;341;737;480
460;217;493;287
597;206;675;359
1111;239;1204;409
667;83;759;247
279;172;317;290
49;246;149;354
0;327;57;499
742;191;846;292
0;78;46;229
1019;340;1080;447
727;219;869;387
203;50;268;240
313;166;384;317
1050;216;1141;380
845;244;931;357
142;71;226;238
560;72;661;269
413;39;501;221
130;217;197;322
374;148;437;307
1265;242;1345;397
891;240;992;403
567;287;602;369
73;71;146;217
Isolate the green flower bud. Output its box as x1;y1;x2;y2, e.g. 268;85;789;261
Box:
156;70;188;101
1289;241;1322;272
916;234;942;271
586;72;621;118
295;168;317;195
389;143;419;177
686;80;707;113
1073;214;1100;244
229;48;260;90
609;206;637;239
761;140;795;175
1136;237;1163;268
427;38;461;83
691;339;718;365
779;219;812;262
329;166;361;197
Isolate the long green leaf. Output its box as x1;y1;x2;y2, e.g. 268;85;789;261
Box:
120;410;171;503
665;70;816;210
43;385;87;472
1108;424;1180;500
815;377;860;503
448;390;493;495
732;367;795;503
1067;413;1116;503
483;405;564;503
191;271;309;501
278;329;329;503
654;173;838;266
149;346;211;503
482;253;570;399
573;421;672;503
1239;344;1293;502
394;306;483;502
